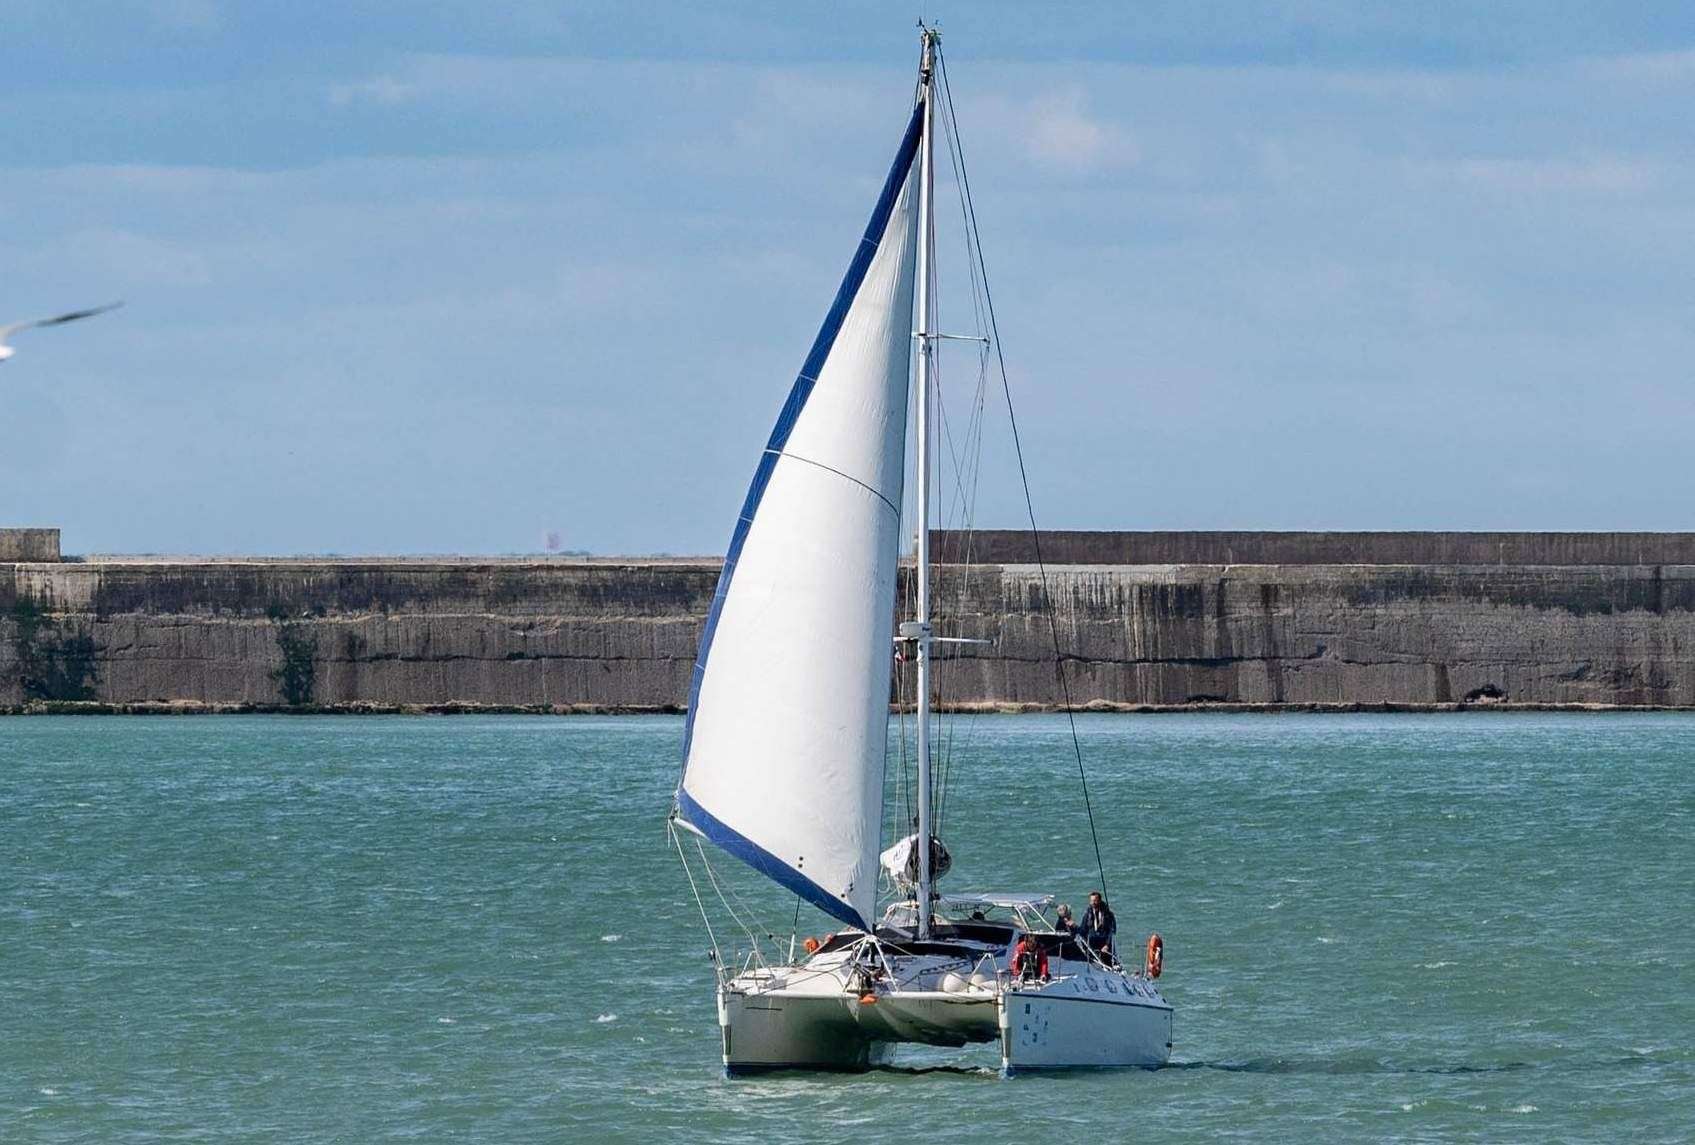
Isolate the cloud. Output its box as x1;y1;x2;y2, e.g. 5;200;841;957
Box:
1321;69;1459;104
36;163;273;196
328;75;421;108
1013;88;1138;173
66;228;213;286
1581;48;1695;83
10;29;1695;550
145;0;219;32
1427;155;1663;195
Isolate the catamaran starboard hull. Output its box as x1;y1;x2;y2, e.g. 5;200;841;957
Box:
998;986;1173;1073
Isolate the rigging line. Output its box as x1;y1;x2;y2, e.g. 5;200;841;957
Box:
939;60;993;439
938;48;1108;899
931;79;996;840
956;356;986;606
932;663;949;836
898;562;914;826
706;836;776;935
938;70;992;646
895;652;911;839
695;836;769;959
905;665;919;832
939;374;989;783
671;825;723;971
929;379;963;833
919;149;947;854
937;708;955;836
938;72;990;354
934;360;968;536
927;61;967;836
903;231;925;801
930;290;977;538
947;357;987;636
892;583;913;850
725;861;785;950
934;363;986;603
931;103;986;573
932;556;962;831
885;614;902;853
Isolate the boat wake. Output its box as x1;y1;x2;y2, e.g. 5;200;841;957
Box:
1174;1053;1666;1076
877;1065;1000;1078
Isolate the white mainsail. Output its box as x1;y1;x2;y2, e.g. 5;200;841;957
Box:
676;105;923;929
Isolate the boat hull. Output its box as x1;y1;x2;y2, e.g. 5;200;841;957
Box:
998;981;1173;1073
849;989;998;1046
718;986;894;1074
718;965;1172;1074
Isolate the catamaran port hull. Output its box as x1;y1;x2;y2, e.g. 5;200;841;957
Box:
719;987;895;1074
998;987;1173;1073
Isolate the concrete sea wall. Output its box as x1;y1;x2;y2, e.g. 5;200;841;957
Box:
0;529;60;562
928;562;1695;709
933;529;1695;567
0;559;715;712
5;538;1695;711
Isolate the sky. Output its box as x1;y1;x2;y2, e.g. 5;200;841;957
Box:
4;1;1695;556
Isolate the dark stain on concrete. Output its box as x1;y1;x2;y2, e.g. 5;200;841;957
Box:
8;594;100;702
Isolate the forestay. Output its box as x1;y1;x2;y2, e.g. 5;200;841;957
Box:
675;105;924;930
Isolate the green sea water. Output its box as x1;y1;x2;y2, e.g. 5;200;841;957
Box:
2;713;1691;1142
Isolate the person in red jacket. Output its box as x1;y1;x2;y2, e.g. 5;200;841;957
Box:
1011;932;1049;982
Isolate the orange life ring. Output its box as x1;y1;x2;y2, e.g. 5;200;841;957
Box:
1146;933;1164;979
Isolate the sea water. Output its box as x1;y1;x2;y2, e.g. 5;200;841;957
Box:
2;713;1690;1142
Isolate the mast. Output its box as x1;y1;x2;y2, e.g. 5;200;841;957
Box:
913;25;938;940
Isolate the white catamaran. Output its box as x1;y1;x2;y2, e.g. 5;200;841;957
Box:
669;28;1171;1075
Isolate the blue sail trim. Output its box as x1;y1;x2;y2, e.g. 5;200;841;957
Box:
678;102;924;771
677;789;870;931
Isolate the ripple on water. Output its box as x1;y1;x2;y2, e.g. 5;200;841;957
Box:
3;712;1692;1142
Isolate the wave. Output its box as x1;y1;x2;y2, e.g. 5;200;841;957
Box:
1172;1051;1670;1076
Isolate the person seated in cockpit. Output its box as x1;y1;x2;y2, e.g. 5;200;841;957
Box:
1010;931;1049;982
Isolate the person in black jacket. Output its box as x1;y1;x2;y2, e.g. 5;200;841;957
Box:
1080;891;1117;963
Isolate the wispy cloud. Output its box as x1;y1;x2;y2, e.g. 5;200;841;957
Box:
66;228;213;286
146;0;219;32
328;75;420;108
1000;87;1138;173
1581;48;1695;83
36;164;275;195
1425;155;1663;195
10;10;1695;551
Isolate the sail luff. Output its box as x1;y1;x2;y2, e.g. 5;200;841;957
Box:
675;102;925;930
679;101;924;769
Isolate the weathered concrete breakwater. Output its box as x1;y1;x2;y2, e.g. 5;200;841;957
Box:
1;557;711;713
6;533;1695;712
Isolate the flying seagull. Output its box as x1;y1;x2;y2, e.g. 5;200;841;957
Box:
0;301;123;363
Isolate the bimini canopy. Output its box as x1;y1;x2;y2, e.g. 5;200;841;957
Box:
940;893;1057;911
674;104;923;931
